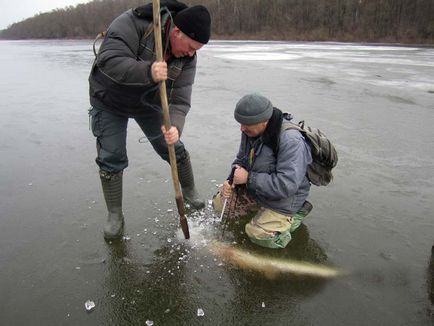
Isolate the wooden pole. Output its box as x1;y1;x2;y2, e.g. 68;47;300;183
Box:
152;0;190;239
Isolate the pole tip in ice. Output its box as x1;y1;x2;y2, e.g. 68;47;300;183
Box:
180;217;190;239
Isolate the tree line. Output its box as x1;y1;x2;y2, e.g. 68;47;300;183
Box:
1;0;433;43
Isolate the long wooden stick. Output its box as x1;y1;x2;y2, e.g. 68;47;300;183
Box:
152;0;190;239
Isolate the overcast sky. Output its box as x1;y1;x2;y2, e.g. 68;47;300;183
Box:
0;0;92;30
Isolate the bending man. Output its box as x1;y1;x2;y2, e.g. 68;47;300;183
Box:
89;2;211;239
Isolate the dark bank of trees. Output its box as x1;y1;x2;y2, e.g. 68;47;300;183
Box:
1;0;433;43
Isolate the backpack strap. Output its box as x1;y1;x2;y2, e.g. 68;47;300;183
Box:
281;120;304;135
137;24;154;57
92;31;106;57
267;114;301;157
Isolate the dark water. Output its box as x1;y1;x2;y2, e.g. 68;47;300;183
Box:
0;40;433;325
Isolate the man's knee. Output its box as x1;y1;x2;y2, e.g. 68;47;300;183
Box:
95;130;128;172
96;147;128;172
245;209;293;249
151;137;186;163
90;107;128;172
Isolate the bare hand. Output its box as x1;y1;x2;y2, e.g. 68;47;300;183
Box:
161;126;179;145
222;180;234;199
233;166;248;185
151;61;167;82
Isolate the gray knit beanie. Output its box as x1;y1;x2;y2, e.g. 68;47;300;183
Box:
234;93;274;125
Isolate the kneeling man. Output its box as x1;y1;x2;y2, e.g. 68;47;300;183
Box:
214;93;313;249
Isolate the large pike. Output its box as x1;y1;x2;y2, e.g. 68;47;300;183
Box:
211;241;343;279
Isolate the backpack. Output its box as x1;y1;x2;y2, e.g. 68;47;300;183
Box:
281;115;338;186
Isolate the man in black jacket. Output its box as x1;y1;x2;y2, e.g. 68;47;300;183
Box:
88;1;211;239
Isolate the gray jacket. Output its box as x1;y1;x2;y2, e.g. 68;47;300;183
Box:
234;123;312;215
88;9;196;132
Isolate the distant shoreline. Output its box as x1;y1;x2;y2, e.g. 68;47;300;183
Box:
1;37;433;48
2;0;433;46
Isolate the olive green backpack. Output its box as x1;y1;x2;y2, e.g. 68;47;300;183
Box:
281;117;338;186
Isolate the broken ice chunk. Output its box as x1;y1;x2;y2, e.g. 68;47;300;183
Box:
85;300;95;312
197;308;205;317
145;320;154;326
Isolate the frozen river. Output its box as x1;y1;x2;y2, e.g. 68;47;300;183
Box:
0;39;433;325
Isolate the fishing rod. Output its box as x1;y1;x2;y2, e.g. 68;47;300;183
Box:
220;166;236;221
221;166;243;238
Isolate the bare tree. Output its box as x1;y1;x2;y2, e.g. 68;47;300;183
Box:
1;0;432;43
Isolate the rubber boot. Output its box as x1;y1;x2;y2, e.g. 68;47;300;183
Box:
177;151;205;209
290;200;313;233
100;170;124;240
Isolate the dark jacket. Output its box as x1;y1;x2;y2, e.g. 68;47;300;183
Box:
233;110;312;215
88;7;196;132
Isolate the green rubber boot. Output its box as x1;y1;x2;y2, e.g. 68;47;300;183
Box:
177;151;205;210
100;170;124;240
290;200;313;233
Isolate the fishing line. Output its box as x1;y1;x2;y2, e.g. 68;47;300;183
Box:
138;133;164;144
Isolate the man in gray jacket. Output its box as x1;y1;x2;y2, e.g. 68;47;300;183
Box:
214;93;313;249
88;1;210;240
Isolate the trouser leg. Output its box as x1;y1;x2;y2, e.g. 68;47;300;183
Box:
134;109;185;162
135;112;204;209
176;150;205;209
89;107;128;239
89;107;129;173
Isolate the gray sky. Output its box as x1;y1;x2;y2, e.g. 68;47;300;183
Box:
0;0;92;30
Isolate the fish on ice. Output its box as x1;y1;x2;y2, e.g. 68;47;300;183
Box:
211;241;343;279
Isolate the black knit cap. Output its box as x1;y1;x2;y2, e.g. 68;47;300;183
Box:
174;5;211;44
